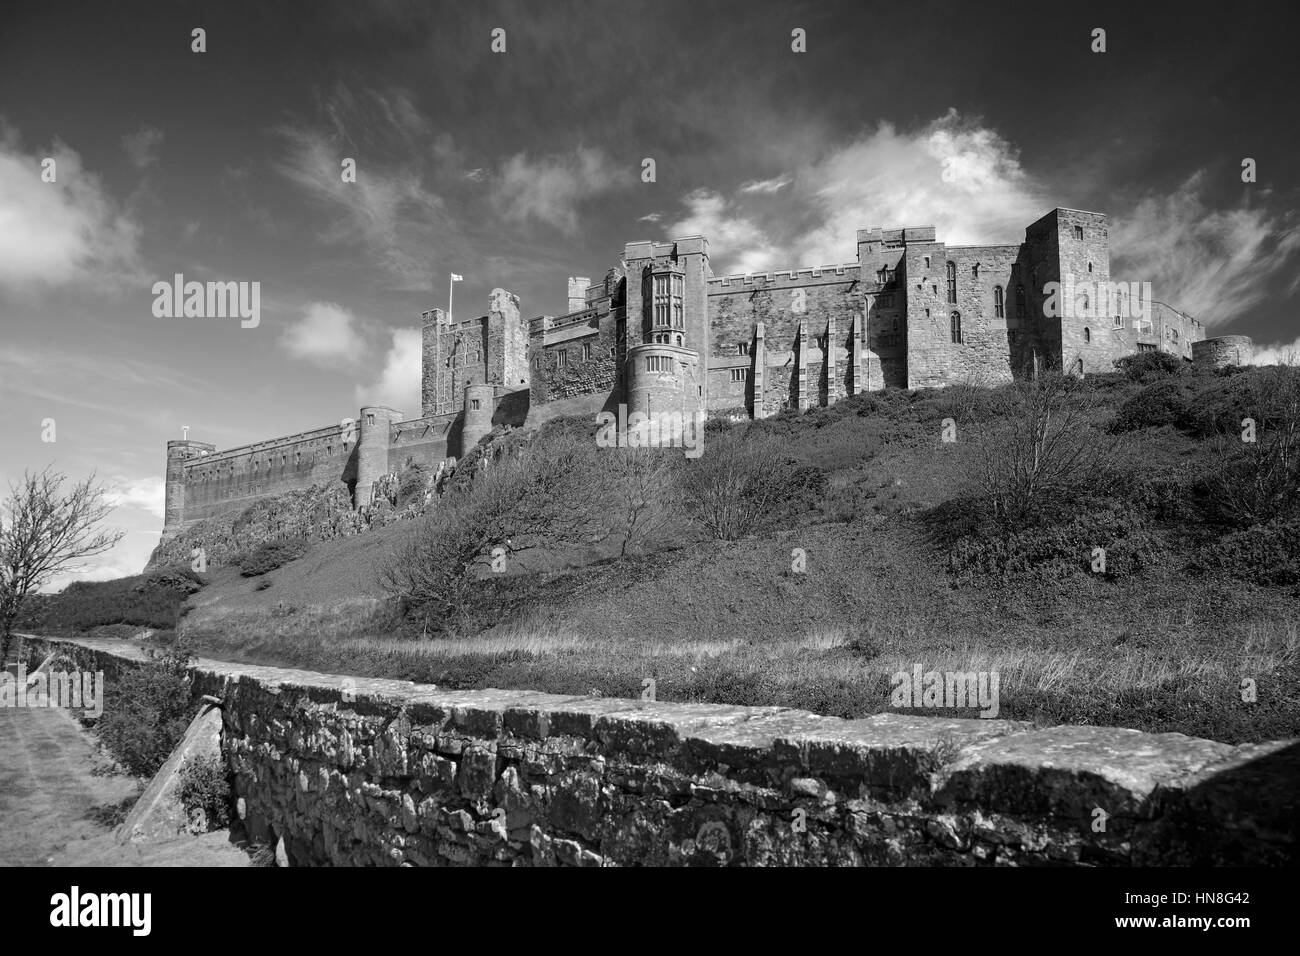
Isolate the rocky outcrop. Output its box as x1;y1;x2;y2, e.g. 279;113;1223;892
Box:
146;481;426;571
24;635;1299;867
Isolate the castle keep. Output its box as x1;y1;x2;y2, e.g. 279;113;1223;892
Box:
160;206;1237;538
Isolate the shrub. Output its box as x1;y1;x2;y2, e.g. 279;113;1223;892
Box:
1110;379;1195;433
36;568;208;633
239;536;310;577
1115;350;1183;382
1189;516;1300;586
178;754;231;830
396;462;429;508
380;431;606;631
96;648;195;777
947;500;1164;580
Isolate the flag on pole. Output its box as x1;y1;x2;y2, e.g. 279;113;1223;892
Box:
450;273;463;282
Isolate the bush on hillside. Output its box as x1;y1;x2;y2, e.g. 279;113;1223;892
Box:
396;462;429;508
380;431;609;631
1189;515;1300;586
238;536;310;577
1115;350;1184;382
37;568;208;633
96;647;195;777
946;500;1165;580
1110;379;1197;433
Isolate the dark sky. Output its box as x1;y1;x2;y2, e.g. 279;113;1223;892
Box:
2;0;1298;581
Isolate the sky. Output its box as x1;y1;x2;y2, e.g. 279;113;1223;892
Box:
1;0;1298;586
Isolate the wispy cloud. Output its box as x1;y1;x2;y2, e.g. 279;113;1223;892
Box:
492;147;627;233
1111;172;1300;321
739;174;792;194
666;190;784;275
0;123;143;290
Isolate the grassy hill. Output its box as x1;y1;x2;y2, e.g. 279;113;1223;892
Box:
24;362;1300;743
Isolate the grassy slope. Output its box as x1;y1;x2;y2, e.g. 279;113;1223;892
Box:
175;374;1300;743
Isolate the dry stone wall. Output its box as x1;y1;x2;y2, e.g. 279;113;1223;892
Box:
25;636;1299;867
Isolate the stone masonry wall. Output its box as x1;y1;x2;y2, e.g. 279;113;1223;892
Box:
24;636;1299;867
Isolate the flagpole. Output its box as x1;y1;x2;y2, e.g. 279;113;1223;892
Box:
448;273;454;323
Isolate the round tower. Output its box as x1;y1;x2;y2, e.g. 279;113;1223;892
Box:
163;440;215;538
462;383;497;454
626;343;702;424
1192;335;1254;370
356;406;402;508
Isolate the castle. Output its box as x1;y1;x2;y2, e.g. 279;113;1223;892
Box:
160;206;1250;538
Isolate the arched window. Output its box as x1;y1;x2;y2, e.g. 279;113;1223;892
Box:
1084;327;1091;343
993;285;1004;319
1076;357;1085;375
971;263;979;279
950;311;962;344
946;261;957;304
1017;284;1027;319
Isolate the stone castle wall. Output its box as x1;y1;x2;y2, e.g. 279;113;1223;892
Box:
26;636;1300;867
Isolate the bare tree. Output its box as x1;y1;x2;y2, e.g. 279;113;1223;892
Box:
969;372;1116;530
678;431;810;540
1;468;125;662
594;447;683;557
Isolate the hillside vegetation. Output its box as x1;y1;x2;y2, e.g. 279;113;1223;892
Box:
28;361;1300;743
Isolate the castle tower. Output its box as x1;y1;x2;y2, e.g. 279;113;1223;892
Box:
162;439;215;539
567;276;591;314
355;406;402;508
461;383;497;453
1193;335;1254;369
622;237;709;422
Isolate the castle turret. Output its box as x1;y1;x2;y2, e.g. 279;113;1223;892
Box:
1193;335;1253;369
355;406;402;508
163;440;215;539
462;383;497;453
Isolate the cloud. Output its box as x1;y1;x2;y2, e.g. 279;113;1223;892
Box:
664;109;1046;273
104;475;165;519
464;168;488;183
281;301;366;367
1110;172;1300;321
795;110;1046;264
667;190;785;275
356;327;421;415
638;212;662;223
121;125;164;168
492;147;626;233
1248;337;1300;366
739;175;792;194
0;124;142;290
275;100;447;287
